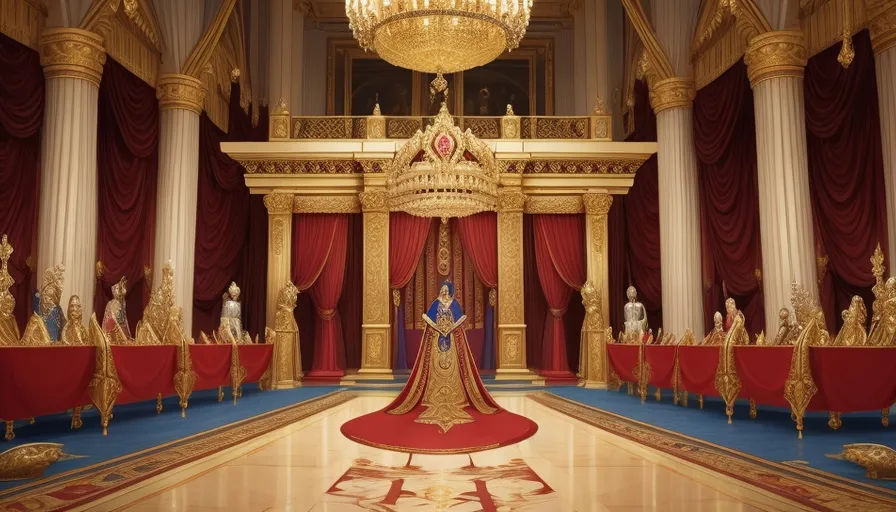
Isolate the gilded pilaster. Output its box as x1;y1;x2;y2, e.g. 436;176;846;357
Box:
264;193;294;330
36;27;106;321
358;188;391;378
580;193;613;388
272;280;301;388
496;186;528;378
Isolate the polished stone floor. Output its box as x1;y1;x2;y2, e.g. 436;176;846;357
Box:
121;395;768;511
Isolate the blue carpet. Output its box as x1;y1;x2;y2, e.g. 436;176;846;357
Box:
0;386;343;491
549;387;896;490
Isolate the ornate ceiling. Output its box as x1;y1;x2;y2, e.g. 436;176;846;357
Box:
298;0;575;22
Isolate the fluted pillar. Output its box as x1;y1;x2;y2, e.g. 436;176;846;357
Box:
37;28;105;319
358;187;391;378
496;185;529;378
649;78;705;339
871;7;896;262
263;194;294;329
154;74;206;334
580;193;613;388
745;31;818;328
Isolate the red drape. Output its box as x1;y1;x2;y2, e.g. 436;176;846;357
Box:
193;83;257;337
238;104;269;337
693;60;765;335
524;216;547;368
456;212;498;287
389;213;431;288
805;31;888;331
95;58;159;327
607;201;627;335
619;80;662;332
339;215;363;368
533;215;585;378
292;214;348;377
0;33;42;330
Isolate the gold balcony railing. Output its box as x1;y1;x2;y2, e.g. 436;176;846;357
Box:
269;110;613;142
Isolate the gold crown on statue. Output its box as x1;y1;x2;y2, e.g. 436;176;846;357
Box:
388;102;498;219
228;281;240;299
112;276;127;298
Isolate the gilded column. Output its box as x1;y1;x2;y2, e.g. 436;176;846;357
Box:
154;74;206;334
745;31;818;328
496;186;529;378
358;188;391;378
37;28;106;319
871;6;896;262
580;193;613;388
263;193;295;329
649;77;705;339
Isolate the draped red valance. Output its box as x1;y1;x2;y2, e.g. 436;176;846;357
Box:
456;213;498;288
292;214;349;378
96;58;159;328
693;60;765;335
805;31;889;331
389;212;431;289
0;33;43;331
533;215;585;378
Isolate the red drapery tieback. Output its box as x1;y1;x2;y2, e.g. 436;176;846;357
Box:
533;215;585;379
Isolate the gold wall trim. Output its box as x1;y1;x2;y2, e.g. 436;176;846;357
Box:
80;0;164;88
619;0;675;81
690;0;770;91
524;196;583;214
500;157;650;175
39;28;107;86
293;195;361;213
0;0;47;50
800;0;868;57
237;159;391;175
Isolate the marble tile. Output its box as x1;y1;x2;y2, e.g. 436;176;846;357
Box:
121;396;772;511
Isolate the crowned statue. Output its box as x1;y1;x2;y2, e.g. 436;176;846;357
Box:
341;281;537;453
102;277;132;344
703;312;725;346
0;235;19;345
723;297;743;331
623;286;648;342
22;264;66;345
218;281;252;344
61;296;88;345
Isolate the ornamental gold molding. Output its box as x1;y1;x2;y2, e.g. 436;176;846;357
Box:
648;77;696;114
0;0;47;50
583;193;614;216
236;159;390;174
80;0;163;87
294;195;360;213
691;0;771;61
619;0;675;81
744;31;809;87
497;189;527;212
263;193;294;215
870;2;896;55
181;0;237;77
157;74;206;113
500;158;646;175
39;28;106;86
359;189;389;212
524;196;582;214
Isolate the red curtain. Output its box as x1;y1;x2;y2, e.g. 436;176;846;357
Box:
193;83;258;337
339;215;363;368
456;212;498;287
805;31;888;331
693;60;765;335
533;215;585;378
95;58;159;327
389;213;431;288
620;80;663;331
0;33;42;330
607;201;628;335
524;216;546;368
238;104;269;337
292;214;348;377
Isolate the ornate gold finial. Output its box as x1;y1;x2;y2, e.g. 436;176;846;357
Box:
505;103;515;116
95;260;104;279
227;281;240;300
593;96;608;115
373;102;382;116
838;29;855;68
430;72;449;103
272;98;289;115
230;68;240;82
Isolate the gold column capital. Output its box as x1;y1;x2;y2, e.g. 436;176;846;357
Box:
157;74;207;114
39;28;106;86
744;31;808;88
359;189;389;212
870;3;896;56
648;77;696;115
582;193;614;216
497;189;527;212
263;193;295;215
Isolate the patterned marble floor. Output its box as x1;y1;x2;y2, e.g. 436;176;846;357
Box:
118;395;772;512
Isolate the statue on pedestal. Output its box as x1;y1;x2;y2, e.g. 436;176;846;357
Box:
0;235;19;345
723;297;743;331
218;282;252;344
61;296;88;345
770;308;798;346
833;296;867;347
623;286;648;342
22;265;66;345
102;277;132;344
703;312;725;345
135;263;177;345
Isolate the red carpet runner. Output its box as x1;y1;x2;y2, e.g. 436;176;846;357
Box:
341;405;538;454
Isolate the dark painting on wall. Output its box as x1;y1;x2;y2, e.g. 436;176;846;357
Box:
349;58;413;116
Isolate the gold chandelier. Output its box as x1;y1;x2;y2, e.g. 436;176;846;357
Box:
345;0;533;74
388;102;498;218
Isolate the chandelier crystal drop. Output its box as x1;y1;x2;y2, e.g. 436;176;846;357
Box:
345;0;533;74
